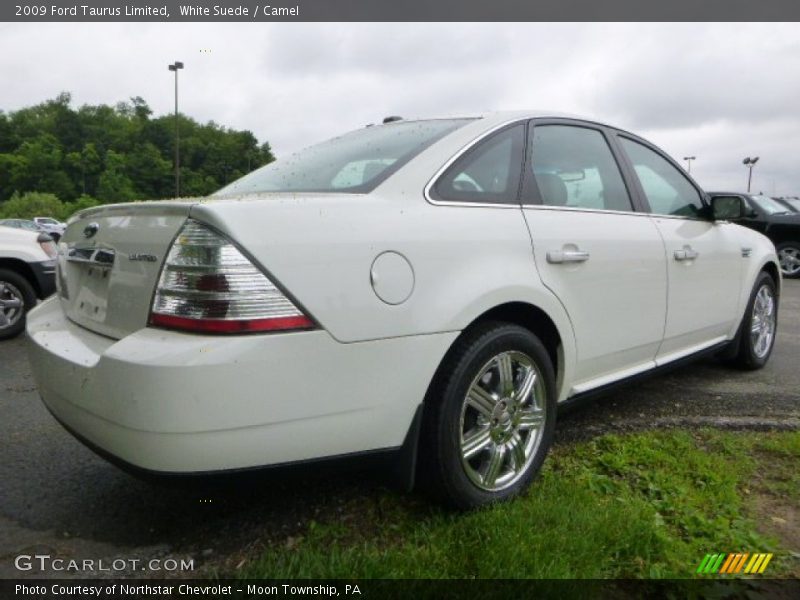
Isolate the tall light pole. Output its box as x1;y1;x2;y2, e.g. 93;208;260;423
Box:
168;61;184;198
743;156;759;193
683;156;696;174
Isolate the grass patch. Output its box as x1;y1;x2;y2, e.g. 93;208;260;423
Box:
239;430;799;579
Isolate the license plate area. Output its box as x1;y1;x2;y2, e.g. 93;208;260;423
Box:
72;265;112;321
66;247;115;322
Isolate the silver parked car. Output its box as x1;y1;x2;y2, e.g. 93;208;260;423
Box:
0;218;43;233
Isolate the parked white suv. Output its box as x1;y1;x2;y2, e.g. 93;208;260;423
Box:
0;226;57;339
26;112;780;508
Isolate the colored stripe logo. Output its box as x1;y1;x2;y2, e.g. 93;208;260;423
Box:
696;552;773;574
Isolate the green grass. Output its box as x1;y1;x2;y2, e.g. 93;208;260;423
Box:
238;430;799;579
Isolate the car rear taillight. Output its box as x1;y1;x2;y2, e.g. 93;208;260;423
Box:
149;219;315;334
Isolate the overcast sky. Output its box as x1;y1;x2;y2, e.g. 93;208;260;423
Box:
1;22;798;195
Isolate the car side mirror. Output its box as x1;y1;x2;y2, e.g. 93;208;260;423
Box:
711;196;744;221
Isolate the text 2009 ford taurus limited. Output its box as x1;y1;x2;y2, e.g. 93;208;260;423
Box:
27;112;780;508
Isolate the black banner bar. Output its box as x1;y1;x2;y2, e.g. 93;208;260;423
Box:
3;0;800;22
2;579;800;600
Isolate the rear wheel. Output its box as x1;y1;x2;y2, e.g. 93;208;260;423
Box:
0;269;37;340
420;322;556;509
732;271;778;370
776;242;800;278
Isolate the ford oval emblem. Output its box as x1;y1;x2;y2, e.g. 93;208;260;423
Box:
83;222;100;239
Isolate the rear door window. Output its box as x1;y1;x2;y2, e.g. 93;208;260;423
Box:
527;124;633;212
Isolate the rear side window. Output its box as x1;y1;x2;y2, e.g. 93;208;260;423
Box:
528;125;633;212
215;119;472;196
432;124;526;205
620;137;704;218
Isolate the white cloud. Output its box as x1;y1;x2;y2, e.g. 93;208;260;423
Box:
1;22;798;195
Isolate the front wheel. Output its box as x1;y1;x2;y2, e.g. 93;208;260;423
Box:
776;242;800;279
731;271;778;370
420;322;556;509
0;269;37;340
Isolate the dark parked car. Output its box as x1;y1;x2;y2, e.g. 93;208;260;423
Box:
709;192;800;278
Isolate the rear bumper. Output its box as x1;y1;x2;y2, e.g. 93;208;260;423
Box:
26;296;456;473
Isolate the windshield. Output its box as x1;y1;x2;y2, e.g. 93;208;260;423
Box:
750;195;791;215
783;199;800;212
36;218;58;224
215;119;473;196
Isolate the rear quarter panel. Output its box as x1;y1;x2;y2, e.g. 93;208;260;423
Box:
190;195;577;400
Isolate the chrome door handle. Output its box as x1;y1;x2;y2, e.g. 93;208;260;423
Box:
547;249;590;264
674;246;699;261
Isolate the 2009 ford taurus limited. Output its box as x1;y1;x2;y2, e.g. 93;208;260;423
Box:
27;112;780;508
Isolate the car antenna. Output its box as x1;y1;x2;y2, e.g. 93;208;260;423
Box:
382;116;403;124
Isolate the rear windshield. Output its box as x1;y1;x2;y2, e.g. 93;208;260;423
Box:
214;119;473;196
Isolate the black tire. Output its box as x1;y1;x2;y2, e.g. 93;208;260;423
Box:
419;322;557;509
0;268;37;340
776;242;800;279
731;271;778;370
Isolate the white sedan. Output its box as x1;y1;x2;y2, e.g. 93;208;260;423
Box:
27;112;780;508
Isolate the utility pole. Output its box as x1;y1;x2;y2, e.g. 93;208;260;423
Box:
743;156;759;193
168;61;184;197
683;156;696;174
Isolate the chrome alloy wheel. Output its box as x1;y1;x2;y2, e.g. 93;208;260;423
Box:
778;246;800;277
751;284;776;359
0;281;24;330
459;351;547;492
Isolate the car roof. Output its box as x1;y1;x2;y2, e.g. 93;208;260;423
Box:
484;110;621;128
393;111;635;137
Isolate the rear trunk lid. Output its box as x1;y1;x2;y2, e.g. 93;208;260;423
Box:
58;201;195;339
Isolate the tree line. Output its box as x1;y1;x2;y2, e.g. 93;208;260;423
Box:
0;93;275;220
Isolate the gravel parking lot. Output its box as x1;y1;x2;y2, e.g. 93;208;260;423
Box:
1;281;798;578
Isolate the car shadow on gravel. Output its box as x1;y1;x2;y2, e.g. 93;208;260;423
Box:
6;359;764;544
2;336;798;577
